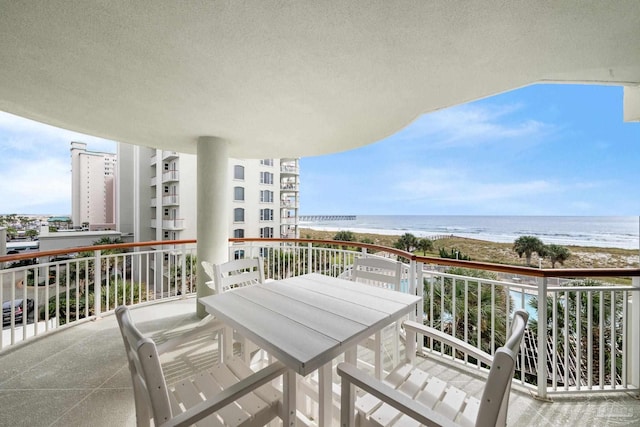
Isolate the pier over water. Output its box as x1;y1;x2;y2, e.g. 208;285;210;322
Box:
299;215;356;221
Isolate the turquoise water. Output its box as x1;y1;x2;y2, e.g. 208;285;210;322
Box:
510;290;537;320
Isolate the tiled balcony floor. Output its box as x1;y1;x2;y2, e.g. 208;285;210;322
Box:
1;298;638;426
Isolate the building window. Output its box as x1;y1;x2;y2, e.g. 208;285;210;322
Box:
233;228;245;238
260;171;273;184
163;163;169;171
260;208;273;221
234;208;245;222
234;250;245;260
260;227;274;238
260;159;274;166
163;231;169;239
234;165;245;180
164;185;169;194
234;186;245;201
260;190;274;203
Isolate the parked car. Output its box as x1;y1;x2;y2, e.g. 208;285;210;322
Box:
2;298;34;327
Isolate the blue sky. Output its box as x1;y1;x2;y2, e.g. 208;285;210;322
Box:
301;84;640;215
0;84;638;216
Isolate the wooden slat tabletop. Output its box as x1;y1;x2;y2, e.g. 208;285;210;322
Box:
200;273;421;375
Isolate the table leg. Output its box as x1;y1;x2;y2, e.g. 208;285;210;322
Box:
283;369;297;426
343;348;356;427
319;362;332;426
223;325;233;363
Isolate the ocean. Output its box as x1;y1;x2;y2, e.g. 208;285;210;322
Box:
300;215;640;250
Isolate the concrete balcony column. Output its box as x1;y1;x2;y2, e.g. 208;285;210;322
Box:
623;86;640;122
196;136;230;318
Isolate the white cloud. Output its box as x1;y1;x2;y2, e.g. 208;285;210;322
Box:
0;112;116;155
390;103;553;149
0;111;115;214
391;167;556;205
0;157;71;213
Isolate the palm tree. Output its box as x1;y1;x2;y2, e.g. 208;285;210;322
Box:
394;233;419;252
545;244;570;268
333;230;355;242
513;236;545;266
416;238;434;255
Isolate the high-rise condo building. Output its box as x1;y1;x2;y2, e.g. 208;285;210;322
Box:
116;143;299;246
70;142;117;229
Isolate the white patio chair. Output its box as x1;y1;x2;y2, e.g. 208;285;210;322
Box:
116;305;286;427
351;256;403;291
338;309;529;427
213;257;267;294
202;258;270;366
352;256;404;379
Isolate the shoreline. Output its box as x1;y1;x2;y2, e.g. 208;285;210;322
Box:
299;227;640;269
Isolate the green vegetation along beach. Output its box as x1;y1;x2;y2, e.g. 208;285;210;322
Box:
299;228;639;269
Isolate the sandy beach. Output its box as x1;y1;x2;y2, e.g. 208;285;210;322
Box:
300;228;640;269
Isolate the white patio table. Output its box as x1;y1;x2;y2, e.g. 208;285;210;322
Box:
199;272;421;427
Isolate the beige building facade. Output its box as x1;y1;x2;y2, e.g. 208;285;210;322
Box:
70;142;117;229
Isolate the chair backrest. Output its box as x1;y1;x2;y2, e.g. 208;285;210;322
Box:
115;305;172;427
477;309;529;427
213;257;266;293
351;256;403;291
201;260;215;283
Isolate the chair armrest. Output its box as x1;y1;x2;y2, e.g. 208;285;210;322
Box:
156;317;225;354
164;361;287;427
337;362;458;427
403;320;493;366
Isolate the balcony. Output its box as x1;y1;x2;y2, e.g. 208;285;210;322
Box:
280;216;297;225
162;194;180;205
280;183;299;192
162;151;178;161
1;239;639;425
280;164;299;175
161;169;179;183
162;218;185;230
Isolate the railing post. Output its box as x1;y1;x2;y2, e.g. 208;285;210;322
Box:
93;250;102;318
631;277;640;394
180;247;186;297
416;261;424;353
537;277;548;399
307;242;313;274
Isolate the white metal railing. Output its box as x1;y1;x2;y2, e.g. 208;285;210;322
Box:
162;194;179;205
162;170;179;182
1;242;197;350
2;238;639;399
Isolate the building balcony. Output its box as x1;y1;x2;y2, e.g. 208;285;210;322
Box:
162;194;179;205
280;216;297;225
280;198;299;208
161;169;179;183
1;239;639;426
162;218;185;230
280;164;299;175
280;183;299;192
162;150;178;160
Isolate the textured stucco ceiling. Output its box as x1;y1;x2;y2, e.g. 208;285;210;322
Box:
1;1;639;158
